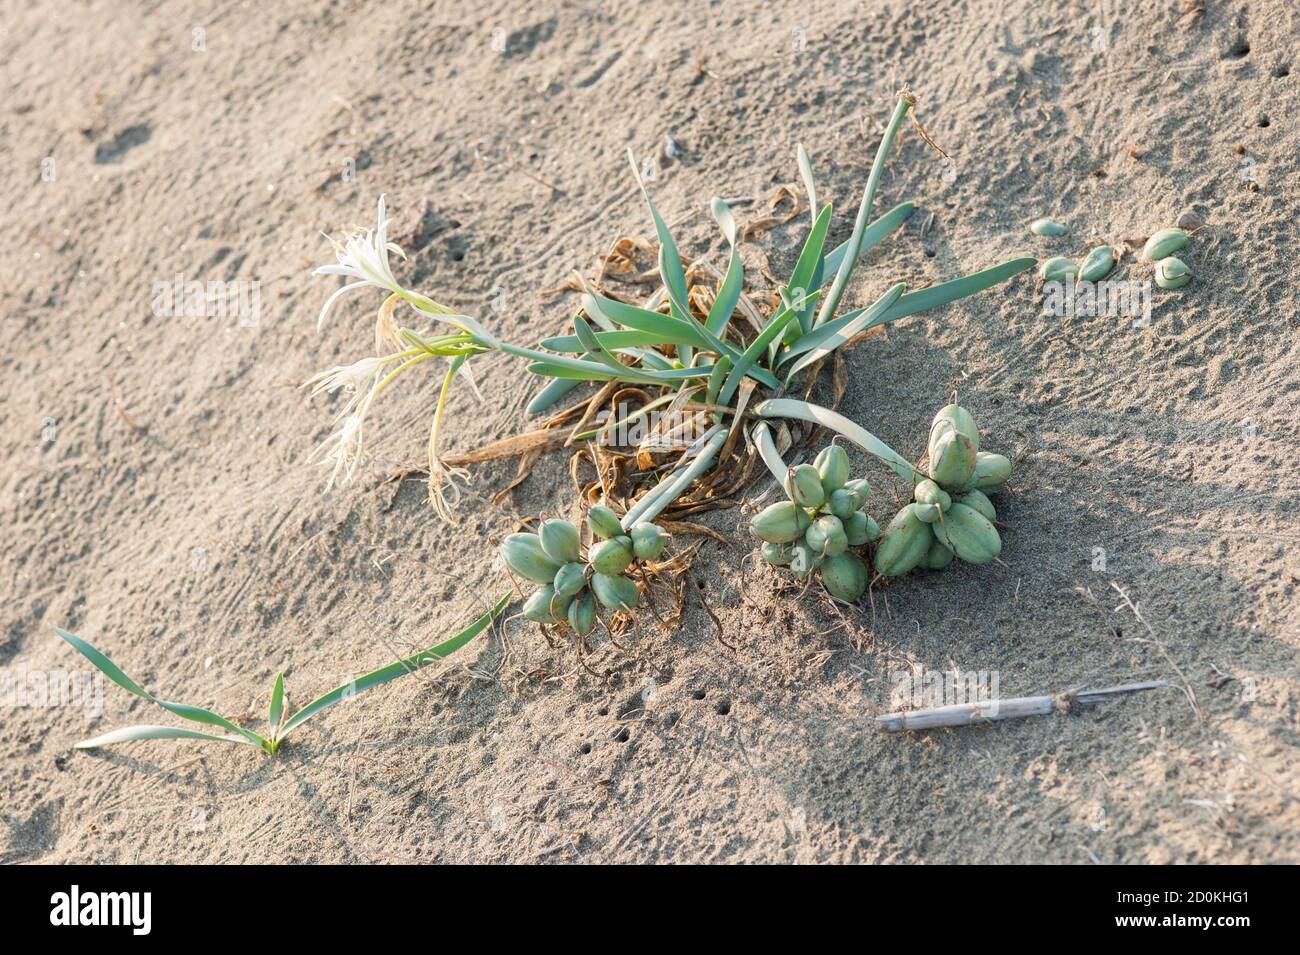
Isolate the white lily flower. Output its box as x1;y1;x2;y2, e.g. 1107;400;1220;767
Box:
314;195;408;331
302;353;401;417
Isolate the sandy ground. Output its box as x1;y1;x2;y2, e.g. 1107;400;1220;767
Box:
3;0;1298;864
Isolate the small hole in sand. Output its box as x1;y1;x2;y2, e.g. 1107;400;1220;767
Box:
692;689;706;700
579;742;592;755
1257;116;1271;128
1226;39;1250;59
613;727;630;743
597;705;608;716
716;700;732;716
1273;65;1289;78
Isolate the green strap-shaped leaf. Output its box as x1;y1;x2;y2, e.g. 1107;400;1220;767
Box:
582;292;700;346
819;201;916;288
872;257;1037;325
797;144;818;229
705;198;744;337
751;421;790;486
526;375;583;414
813;94;914;329
75;726;258;750
717;295;807;406
278;594;511;740
785;203;834;335
540;329;679;354
55;626;268;749
268;673;285;733
628;150;691;317
705;355;731;407
780;282;907;380
755;398;917;482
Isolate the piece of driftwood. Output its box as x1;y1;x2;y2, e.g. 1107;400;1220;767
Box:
875;680;1170;733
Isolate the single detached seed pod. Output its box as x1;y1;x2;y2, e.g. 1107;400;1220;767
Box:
931;404;980;453
1029;218;1070;237
785;463;825;509
586;506;623;541
1039;256;1078;282
925;534;954;571
956;488;997;522
553;562;587;599
806;514;848;557
523;585;563;624
934;503;1002;564
752;500;813;544
538;519;581;563
588;537;634;576
928;429;977;488
828;488;857;521
1078;245;1115;283
814;445;851;495
761;541;795;566
873;504;932;576
501;533;563;584
1142;227;1189;262
591;572;639;611
1154;256;1192;289
568;591;596;637
788;540;820;580
821;552;868;603
629;521;666;560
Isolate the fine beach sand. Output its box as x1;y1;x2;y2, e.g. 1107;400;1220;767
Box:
3;0;1297;863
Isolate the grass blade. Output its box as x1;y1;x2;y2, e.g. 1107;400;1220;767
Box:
75;726;258;749
279;594;510;740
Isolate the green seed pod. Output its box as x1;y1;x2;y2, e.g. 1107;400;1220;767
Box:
788;540;821;580
814;445;851;495
844;511;881;546
501;533;563;584
629;521;666;561
828;488;857;521
934;503;1002;564
805;514;848;557
751;500;813;544
523;585;563;624
925;533;954;571
1078;245;1115;283
586;506;623;541
1154;256;1192;289
567;591;596;637
761;541;795;566
1039;256;1078;282
553;562;587;599
590;572;639;611
821;552;868;603
913;479;952;520
931;404;980;453
956;489;997;522
784;464;825;509
841;478;871;511
1029;217;1069;237
1142;227;1189;262
588;537;634;576
964;452;1012;492
873;504;932;577
928;430;977;488
538;519;581;563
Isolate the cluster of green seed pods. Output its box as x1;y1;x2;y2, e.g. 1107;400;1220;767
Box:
875;404;1010;576
752;445;881;603
500;505;668;634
